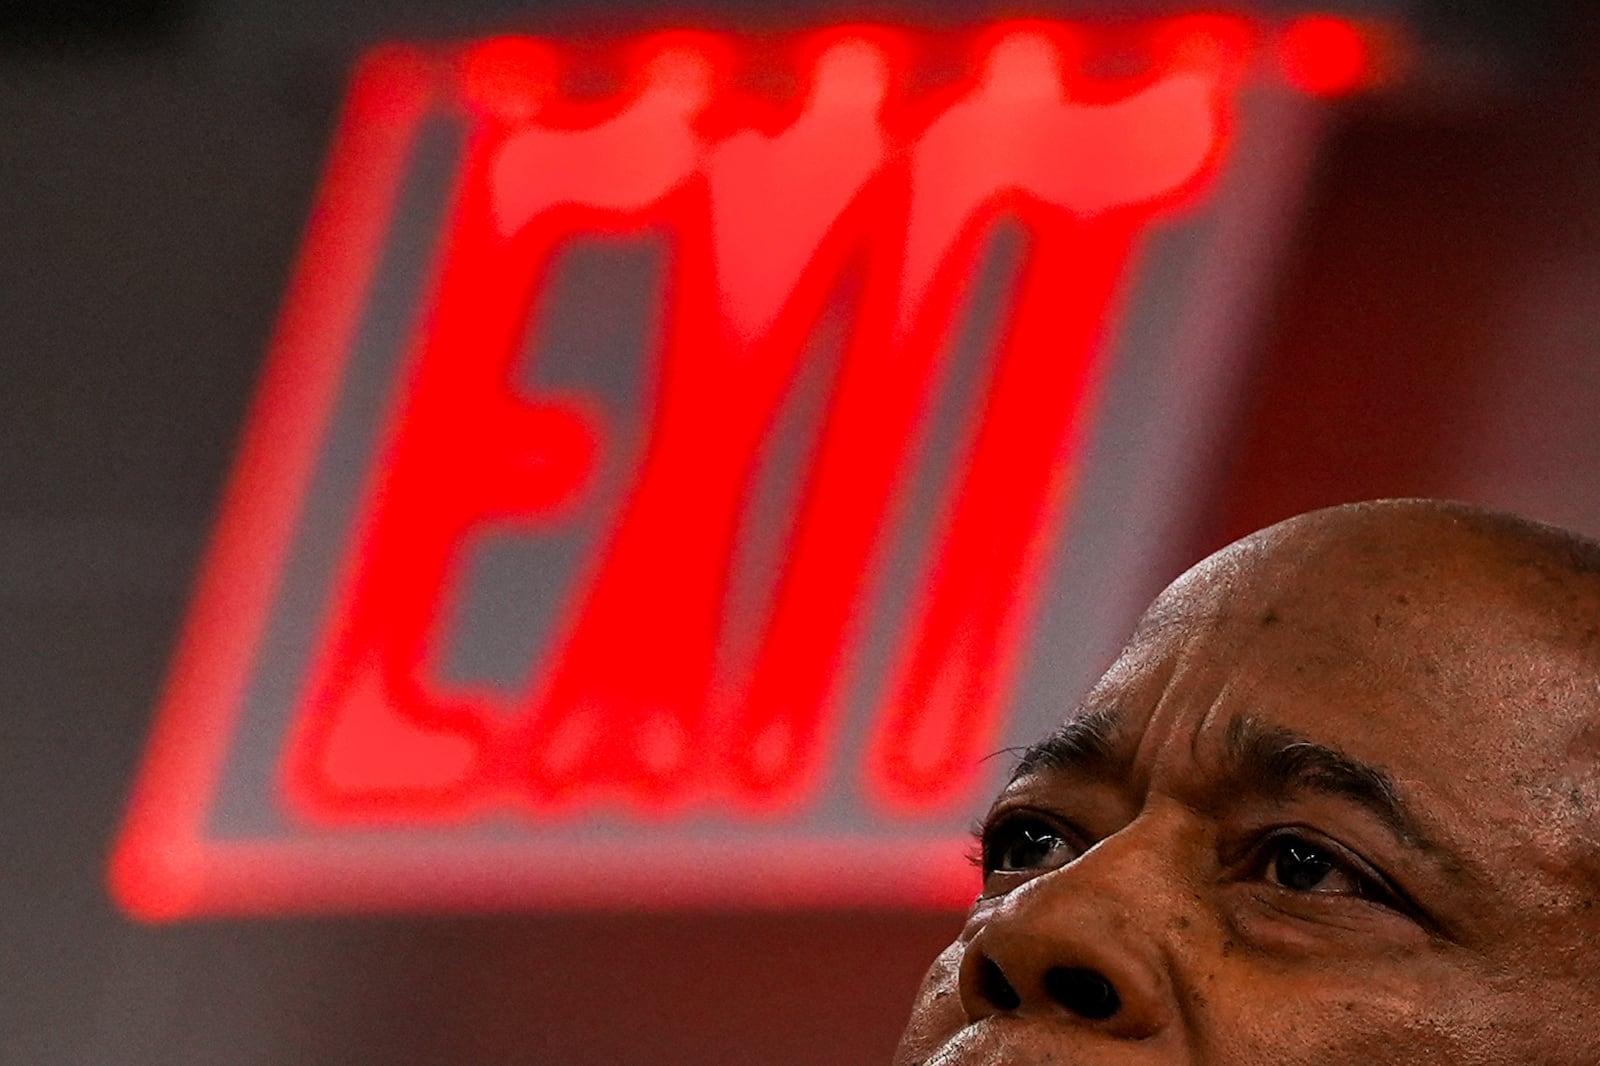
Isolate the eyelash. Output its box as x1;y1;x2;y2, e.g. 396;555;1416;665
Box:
969;810;1084;876
1245;831;1395;905
963;821;988;870
971;813;1406;911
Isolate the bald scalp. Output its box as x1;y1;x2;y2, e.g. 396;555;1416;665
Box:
1278;498;1600;581
1450;510;1600;578
1180;499;1600;659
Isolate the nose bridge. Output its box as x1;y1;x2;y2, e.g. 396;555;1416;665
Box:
959;807;1197;1040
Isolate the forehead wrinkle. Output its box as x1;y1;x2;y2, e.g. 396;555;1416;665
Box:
1220;714;1437;852
1012;611;1222;789
1184;665;1243;766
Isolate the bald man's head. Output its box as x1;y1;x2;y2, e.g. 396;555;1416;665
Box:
896;499;1600;1066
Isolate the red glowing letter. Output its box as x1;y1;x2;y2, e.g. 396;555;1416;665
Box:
282;40;715;819
862;19;1250;812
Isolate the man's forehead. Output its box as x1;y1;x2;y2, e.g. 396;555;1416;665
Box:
1013;701;1435;846
1116;504;1600;720
1065;554;1573;779
1008;501;1600;881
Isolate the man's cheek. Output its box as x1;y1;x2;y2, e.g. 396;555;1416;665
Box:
1203;977;1478;1066
893;940;968;1066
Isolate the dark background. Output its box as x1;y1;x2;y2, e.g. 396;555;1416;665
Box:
5;1;1600;1062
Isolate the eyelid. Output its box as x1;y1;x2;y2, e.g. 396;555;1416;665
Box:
975;805;1092;875
1246;827;1413;911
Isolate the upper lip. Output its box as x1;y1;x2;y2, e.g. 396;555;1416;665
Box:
916;1017;1086;1066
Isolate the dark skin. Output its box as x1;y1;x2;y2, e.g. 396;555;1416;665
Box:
895;499;1600;1065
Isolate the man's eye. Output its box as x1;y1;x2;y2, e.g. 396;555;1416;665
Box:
1261;835;1367;896
980;815;1076;874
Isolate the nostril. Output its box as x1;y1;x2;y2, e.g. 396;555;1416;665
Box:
978;955;1022;1011
1044;966;1121;1021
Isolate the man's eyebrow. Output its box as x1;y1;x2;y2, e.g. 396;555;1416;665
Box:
1222;715;1434;851
1012;704;1130;782
1011;710;1435;852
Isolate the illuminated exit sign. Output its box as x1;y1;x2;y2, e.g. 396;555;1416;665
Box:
112;16;1372;919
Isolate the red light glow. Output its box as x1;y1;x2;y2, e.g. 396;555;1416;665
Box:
109;16;1359;919
281;20;1250;825
1277;15;1373;98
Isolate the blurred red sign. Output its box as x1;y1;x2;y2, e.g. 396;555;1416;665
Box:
111;16;1365;920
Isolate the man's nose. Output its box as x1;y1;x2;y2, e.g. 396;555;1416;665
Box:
955;830;1183;1040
